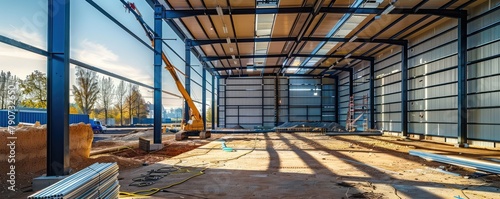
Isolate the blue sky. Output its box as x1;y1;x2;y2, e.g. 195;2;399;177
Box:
0;0;210;109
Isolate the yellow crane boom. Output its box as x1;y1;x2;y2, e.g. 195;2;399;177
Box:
126;2;208;140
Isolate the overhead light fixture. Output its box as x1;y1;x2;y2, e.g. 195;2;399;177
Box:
226;37;231;44
382;4;395;15
349;36;358;42
374;15;381;20
229;47;234;52
231;55;236;59
345;54;352;59
233;60;237;64
222;24;228;34
216;6;224;16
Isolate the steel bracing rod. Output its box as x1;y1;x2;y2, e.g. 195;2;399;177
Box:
163;7;464;19
190;37;407;46
87;0;155;52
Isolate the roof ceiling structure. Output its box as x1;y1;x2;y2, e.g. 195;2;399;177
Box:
152;0;485;77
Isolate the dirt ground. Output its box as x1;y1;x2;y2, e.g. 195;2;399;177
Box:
2;130;223;198
4;131;500;198
117;133;500;199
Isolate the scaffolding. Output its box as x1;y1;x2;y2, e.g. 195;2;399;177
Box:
346;95;369;132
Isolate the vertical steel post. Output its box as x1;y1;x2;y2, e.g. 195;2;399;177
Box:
262;78;264;126
153;4;163;144
457;11;468;146
47;0;70;176
334;75;339;124
320;78;323;122
401;42;408;137
369;58;375;129
274;75;280;126
216;77;220;128
211;75;215;129
349;68;354;97
224;78;227;127
184;40;191;123
202;67;207;130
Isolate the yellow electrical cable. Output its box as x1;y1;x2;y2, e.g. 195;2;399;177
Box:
118;136;259;198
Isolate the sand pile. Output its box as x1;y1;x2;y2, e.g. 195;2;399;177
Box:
0;123;94;175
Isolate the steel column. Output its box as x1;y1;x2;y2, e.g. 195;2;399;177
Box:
334;75;339;124
153;4;163;144
224;78;227;127
401;42;408;137
262;78;265;126
211;75;215;130
47;0;70;176
184;40;191;123
369;59;375;129
202;68;207;130
320;78;323;122
457;12;468;146
348;69;354;97
216;77;220;128
275;75;280;126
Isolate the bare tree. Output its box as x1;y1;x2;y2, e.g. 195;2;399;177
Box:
115;80;127;126
99;77;114;125
125;84;139;124
72;67;100;115
0;71;22;109
0;71;12;109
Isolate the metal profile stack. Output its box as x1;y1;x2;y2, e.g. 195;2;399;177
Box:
409;150;500;174
28;162;120;199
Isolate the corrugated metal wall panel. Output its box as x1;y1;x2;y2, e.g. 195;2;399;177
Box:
226;98;261;106
468;124;499;140
468;108;500;123
378;121;401;132
468;26;500;48
0;110;89;127
468;58;500;79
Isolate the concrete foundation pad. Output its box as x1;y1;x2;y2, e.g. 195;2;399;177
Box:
150;143;163;151
32;175;66;192
454;143;469;148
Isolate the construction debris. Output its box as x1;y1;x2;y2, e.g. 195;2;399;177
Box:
274;122;347;133
409;150;500;174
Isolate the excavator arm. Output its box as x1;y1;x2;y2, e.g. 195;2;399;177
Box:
125;2;207;140
160;53;202;122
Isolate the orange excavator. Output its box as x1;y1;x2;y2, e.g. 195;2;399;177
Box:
125;2;209;141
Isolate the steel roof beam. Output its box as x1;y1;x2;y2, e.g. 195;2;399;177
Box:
211;65;320;71
164;7;464;19
202;54;374;61
191;37;406;46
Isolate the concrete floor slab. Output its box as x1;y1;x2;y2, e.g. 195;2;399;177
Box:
118;133;500;199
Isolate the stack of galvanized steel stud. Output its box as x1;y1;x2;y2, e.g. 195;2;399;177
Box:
28;162;119;199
